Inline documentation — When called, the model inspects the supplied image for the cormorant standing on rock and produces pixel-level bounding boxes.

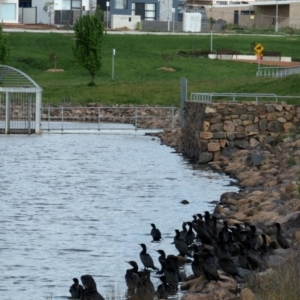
[69,278,83,299]
[275,223,290,249]
[135,269,155,300]
[219,256,242,278]
[185,222,195,246]
[156,276,170,299]
[161,256,179,291]
[150,223,162,242]
[174,229,190,257]
[194,221,213,246]
[180,222,187,240]
[201,249,226,282]
[191,253,203,278]
[155,249,166,275]
[81,275,105,300]
[125,261,140,293]
[139,243,159,270]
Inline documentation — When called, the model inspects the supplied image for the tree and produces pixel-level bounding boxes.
[72,14,104,86]
[0,26,10,64]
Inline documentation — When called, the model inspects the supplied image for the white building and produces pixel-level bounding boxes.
[1,0,96,24]
[0,0,19,23]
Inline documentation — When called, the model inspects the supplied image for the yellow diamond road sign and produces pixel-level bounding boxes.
[254,43,264,55]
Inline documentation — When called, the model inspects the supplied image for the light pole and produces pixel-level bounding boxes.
[275,0,278,33]
[106,1,110,29]
[112,49,115,80]
[167,0,170,31]
[172,7,175,33]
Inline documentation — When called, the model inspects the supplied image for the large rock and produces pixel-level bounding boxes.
[240,288,256,300]
[208,141,221,152]
[268,121,283,132]
[199,152,213,163]
[224,121,236,132]
[200,131,213,140]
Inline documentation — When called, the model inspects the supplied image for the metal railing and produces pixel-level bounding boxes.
[256,66,300,77]
[188,92,300,105]
[189,93,278,104]
[41,106,179,132]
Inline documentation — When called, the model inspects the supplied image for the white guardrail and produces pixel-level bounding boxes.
[189,93,300,104]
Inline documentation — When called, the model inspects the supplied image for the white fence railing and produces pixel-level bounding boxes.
[188,93,300,104]
[257,66,300,77]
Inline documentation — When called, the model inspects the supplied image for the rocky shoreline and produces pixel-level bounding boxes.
[156,127,300,300]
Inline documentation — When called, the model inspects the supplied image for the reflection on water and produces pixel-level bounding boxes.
[0,130,238,300]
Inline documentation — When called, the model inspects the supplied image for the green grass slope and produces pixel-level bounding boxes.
[6,32,300,105]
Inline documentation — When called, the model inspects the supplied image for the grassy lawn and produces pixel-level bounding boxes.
[5,32,300,106]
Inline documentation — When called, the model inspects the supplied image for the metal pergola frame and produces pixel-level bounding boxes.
[0,65,42,134]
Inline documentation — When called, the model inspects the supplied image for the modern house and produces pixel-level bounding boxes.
[209,0,300,29]
[1,0,299,31]
[97,0,179,29]
[3,0,96,25]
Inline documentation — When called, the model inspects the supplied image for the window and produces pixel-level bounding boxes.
[114,0,128,9]
[1,4,16,21]
[241,10,254,15]
[62,0,71,9]
[19,1,32,8]
[72,0,82,9]
[145,3,155,21]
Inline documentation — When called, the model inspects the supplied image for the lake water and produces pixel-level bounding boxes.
[0,128,238,300]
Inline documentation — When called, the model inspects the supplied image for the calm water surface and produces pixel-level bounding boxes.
[0,129,238,300]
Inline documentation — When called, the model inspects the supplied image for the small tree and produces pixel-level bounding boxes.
[72,14,104,86]
[0,26,10,64]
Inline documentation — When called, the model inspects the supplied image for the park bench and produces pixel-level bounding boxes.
[216,49,240,59]
[262,51,281,61]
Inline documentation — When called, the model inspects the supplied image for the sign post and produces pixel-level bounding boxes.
[254,43,264,71]
[106,1,110,29]
[112,49,115,80]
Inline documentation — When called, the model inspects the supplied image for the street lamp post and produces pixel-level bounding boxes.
[171,7,175,33]
[112,48,115,80]
[106,1,110,29]
[275,0,278,33]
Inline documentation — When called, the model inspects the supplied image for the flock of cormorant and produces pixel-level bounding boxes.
[69,211,290,300]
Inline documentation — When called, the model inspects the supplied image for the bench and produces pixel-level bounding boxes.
[216,49,240,59]
[262,51,281,61]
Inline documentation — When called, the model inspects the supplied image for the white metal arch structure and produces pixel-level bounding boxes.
[0,65,43,134]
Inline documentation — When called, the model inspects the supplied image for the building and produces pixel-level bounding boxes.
[208,0,300,29]
[0,0,19,23]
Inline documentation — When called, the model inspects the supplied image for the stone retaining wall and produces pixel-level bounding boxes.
[182,101,300,163]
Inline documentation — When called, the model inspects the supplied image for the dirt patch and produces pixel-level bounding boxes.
[46,69,64,72]
[3,23,60,30]
[157,67,176,72]
[115,26,131,31]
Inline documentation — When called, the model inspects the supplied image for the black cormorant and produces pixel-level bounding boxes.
[219,256,242,278]
[155,249,166,275]
[191,253,203,278]
[135,269,155,300]
[150,223,162,242]
[185,222,195,246]
[201,249,226,282]
[139,243,159,270]
[69,278,83,299]
[174,229,190,257]
[156,276,170,299]
[81,274,105,300]
[125,261,140,293]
